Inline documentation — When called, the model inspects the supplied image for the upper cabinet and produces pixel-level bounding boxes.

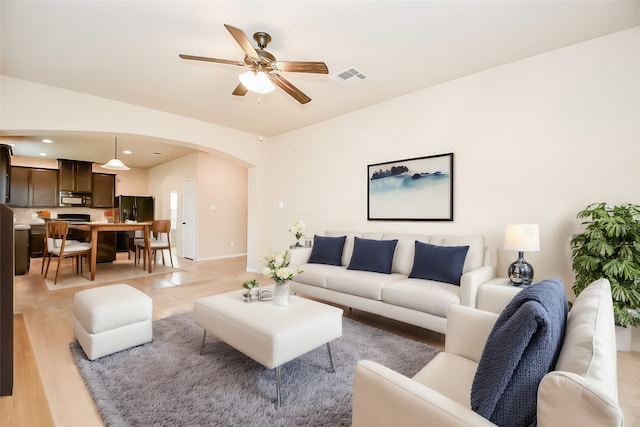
[9,166,58,207]
[92,173,116,208]
[8,160,116,208]
[31,169,58,206]
[59,159,93,192]
[8,167,29,207]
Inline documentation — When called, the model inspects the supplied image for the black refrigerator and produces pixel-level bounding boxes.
[115,195,155,252]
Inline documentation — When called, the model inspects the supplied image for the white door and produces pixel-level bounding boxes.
[182,178,196,260]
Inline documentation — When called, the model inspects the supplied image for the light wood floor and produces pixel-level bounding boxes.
[1,254,639,426]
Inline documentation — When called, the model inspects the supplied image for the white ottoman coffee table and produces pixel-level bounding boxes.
[194,290,343,406]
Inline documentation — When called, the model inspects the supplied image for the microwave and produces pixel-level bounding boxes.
[59,191,92,207]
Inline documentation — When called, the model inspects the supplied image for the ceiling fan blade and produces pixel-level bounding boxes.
[223,24,259,61]
[268,73,312,104]
[274,61,329,74]
[232,83,248,96]
[179,54,245,66]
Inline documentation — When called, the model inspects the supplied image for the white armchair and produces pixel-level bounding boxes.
[352,279,623,427]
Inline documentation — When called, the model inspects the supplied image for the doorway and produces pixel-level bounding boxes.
[182,178,196,260]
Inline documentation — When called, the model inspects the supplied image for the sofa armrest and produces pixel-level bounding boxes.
[289,247,312,266]
[353,360,496,427]
[445,305,498,362]
[459,265,497,308]
[537,371,624,427]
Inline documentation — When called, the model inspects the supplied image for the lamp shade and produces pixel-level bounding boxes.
[239,70,275,94]
[101,158,129,171]
[101,137,130,171]
[504,224,540,251]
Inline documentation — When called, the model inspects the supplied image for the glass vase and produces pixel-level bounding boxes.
[273,282,290,307]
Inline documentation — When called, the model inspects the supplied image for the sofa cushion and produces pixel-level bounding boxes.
[347,237,398,274]
[308,235,346,266]
[408,241,469,285]
[293,263,344,289]
[326,231,362,266]
[430,234,484,273]
[326,269,405,300]
[382,278,460,317]
[382,232,430,275]
[470,278,568,427]
[412,352,478,409]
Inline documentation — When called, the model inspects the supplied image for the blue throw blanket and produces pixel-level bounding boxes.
[471,278,568,427]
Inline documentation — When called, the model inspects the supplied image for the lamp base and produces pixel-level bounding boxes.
[508,251,534,286]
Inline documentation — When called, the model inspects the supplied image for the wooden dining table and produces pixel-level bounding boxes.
[69,222,153,281]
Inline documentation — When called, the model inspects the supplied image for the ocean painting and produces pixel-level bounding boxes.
[367,153,453,221]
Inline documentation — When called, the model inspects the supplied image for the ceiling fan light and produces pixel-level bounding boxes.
[255,71,275,93]
[239,70,275,94]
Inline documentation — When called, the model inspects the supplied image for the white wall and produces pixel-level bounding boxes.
[108,168,149,197]
[147,152,248,259]
[268,27,640,296]
[2,27,638,281]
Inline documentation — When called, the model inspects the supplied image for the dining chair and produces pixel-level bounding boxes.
[42,221,92,284]
[135,220,174,268]
[40,220,84,274]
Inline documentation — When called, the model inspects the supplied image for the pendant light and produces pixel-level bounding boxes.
[101,137,130,171]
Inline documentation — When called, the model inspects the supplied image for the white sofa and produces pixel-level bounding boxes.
[352,278,623,427]
[290,231,496,334]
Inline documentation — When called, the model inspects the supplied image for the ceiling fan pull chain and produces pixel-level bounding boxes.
[258,95,263,142]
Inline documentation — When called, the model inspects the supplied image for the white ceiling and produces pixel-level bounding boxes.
[1,1,639,168]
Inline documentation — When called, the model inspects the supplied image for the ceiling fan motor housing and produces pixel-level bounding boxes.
[253,32,271,49]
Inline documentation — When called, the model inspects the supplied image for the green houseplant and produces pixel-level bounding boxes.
[570,203,640,327]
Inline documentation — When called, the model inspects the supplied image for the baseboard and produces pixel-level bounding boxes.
[192,253,247,262]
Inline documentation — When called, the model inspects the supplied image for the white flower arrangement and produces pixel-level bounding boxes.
[288,220,306,247]
[262,250,303,286]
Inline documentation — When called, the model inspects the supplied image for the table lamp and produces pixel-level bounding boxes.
[504,224,540,286]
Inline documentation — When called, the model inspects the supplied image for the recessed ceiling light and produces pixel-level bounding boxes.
[153,152,162,156]
[42,139,53,143]
[123,150,132,154]
[38,152,47,156]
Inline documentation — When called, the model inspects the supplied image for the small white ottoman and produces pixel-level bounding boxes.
[73,284,153,360]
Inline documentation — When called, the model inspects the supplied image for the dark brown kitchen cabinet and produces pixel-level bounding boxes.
[92,173,116,208]
[8,166,29,207]
[8,167,58,207]
[59,159,92,193]
[29,224,45,258]
[30,169,58,207]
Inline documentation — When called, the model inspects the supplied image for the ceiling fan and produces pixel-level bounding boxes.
[179,24,328,104]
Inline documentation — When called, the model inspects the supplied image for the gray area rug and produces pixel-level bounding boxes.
[71,311,440,426]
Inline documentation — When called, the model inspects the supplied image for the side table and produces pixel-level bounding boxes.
[477,278,525,314]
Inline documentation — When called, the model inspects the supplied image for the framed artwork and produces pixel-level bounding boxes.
[367,153,454,221]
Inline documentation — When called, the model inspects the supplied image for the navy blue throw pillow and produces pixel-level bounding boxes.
[347,237,398,274]
[408,241,469,285]
[308,235,346,266]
